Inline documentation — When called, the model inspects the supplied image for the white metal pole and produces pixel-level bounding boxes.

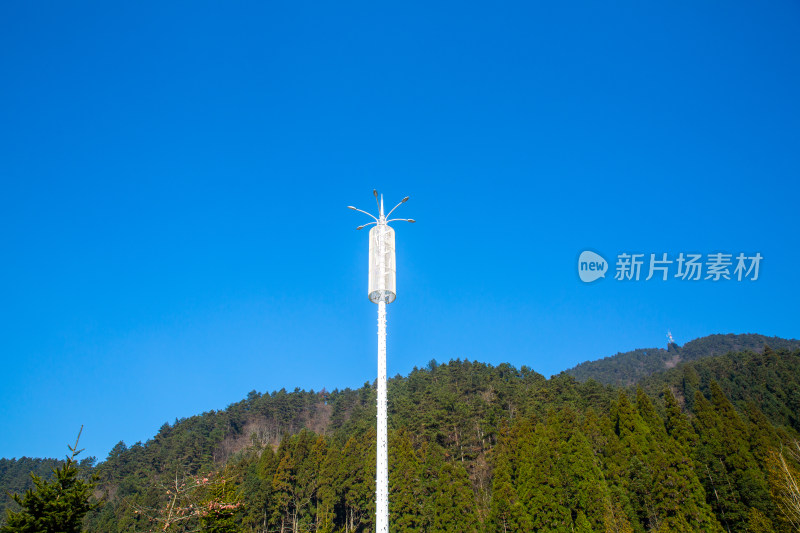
[376,203,389,533]
[376,299,388,533]
[350,191,412,533]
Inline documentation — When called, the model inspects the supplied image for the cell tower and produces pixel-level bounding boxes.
[349,190,414,533]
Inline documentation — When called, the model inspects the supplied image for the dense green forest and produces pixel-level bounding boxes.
[3,334,800,532]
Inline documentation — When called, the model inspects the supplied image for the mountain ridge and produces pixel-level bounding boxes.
[564,332,800,386]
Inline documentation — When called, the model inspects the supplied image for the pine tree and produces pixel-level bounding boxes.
[557,416,612,531]
[315,438,339,533]
[691,382,774,530]
[681,365,701,411]
[515,410,588,532]
[338,432,375,532]
[488,426,529,532]
[1,429,97,533]
[388,430,424,532]
[615,391,722,532]
[662,387,697,450]
[428,454,477,533]
[692,388,748,531]
[240,446,275,533]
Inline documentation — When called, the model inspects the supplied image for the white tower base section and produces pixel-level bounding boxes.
[376,300,389,533]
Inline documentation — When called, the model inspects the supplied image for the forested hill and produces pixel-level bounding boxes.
[3,344,800,532]
[565,333,800,386]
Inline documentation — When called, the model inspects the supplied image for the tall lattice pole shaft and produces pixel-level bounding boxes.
[376,220,389,533]
[376,299,388,533]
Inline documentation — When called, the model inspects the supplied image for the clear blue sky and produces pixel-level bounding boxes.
[1,1,798,461]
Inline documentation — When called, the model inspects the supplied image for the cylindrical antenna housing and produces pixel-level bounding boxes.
[368,224,396,304]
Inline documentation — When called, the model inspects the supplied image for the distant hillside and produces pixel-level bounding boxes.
[565,333,800,386]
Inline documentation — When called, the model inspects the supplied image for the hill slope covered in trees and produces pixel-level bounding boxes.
[3,335,800,532]
[565,333,800,386]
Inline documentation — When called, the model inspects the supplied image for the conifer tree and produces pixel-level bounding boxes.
[662,387,696,450]
[692,382,774,530]
[536,408,611,531]
[338,432,375,532]
[389,430,424,532]
[681,365,701,411]
[428,459,477,532]
[240,445,276,533]
[488,427,529,532]
[692,388,748,531]
[615,391,722,532]
[315,439,339,533]
[2,429,97,533]
[272,436,298,531]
